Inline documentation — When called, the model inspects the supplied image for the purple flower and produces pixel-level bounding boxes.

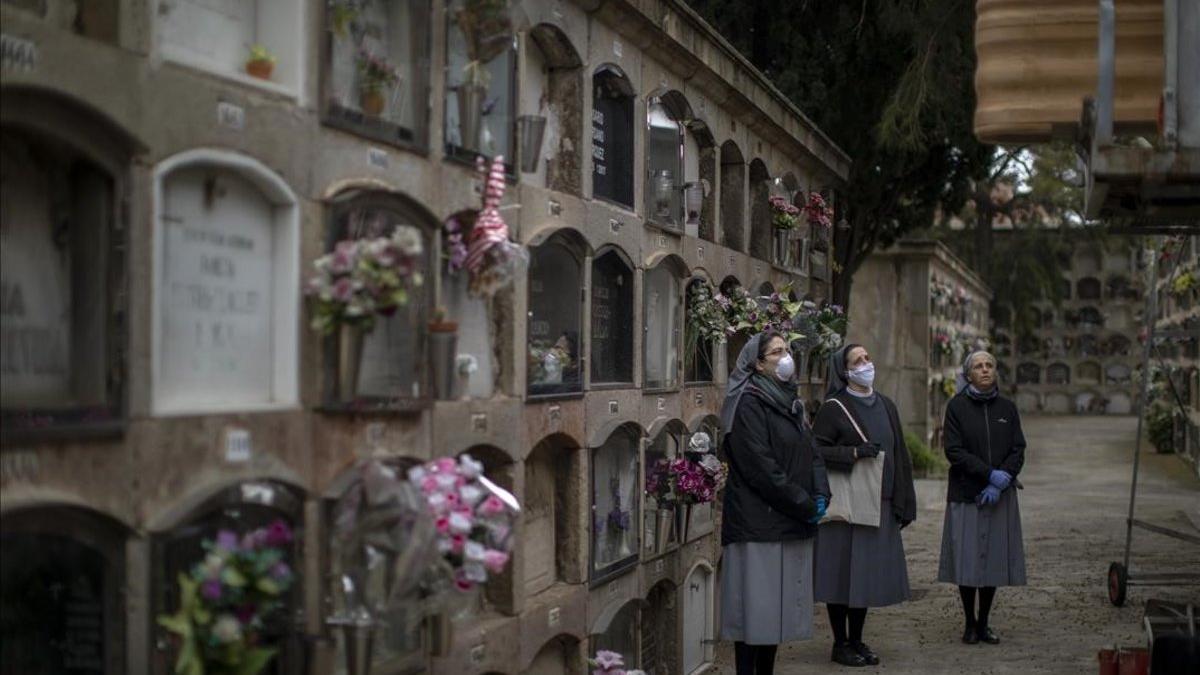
[215,529,239,552]
[264,519,293,547]
[201,579,223,601]
[270,561,292,582]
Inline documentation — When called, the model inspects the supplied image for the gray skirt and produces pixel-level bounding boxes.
[937,488,1027,587]
[719,539,815,645]
[813,498,911,607]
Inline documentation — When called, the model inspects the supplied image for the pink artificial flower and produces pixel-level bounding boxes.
[332,276,355,302]
[435,516,451,534]
[593,651,625,670]
[264,519,292,547]
[450,534,467,555]
[420,475,440,494]
[478,495,506,516]
[482,549,510,574]
[434,457,458,473]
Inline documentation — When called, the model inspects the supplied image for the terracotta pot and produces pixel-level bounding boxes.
[974,0,1162,143]
[360,89,385,117]
[246,59,274,80]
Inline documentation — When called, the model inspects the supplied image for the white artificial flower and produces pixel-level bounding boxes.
[458,454,484,480]
[448,512,473,535]
[463,561,488,582]
[407,466,427,483]
[699,454,722,475]
[463,540,487,562]
[456,354,479,375]
[426,493,448,513]
[435,474,458,492]
[688,432,712,454]
[459,484,484,506]
[391,227,423,256]
[212,615,243,644]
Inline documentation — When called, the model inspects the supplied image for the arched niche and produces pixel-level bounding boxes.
[640,580,678,675]
[1077,276,1102,301]
[524,23,584,195]
[1075,391,1105,414]
[525,633,584,675]
[150,479,306,674]
[442,209,495,398]
[1076,361,1103,385]
[643,419,687,555]
[1015,391,1040,412]
[719,141,745,252]
[1046,363,1070,385]
[152,149,300,415]
[684,278,718,384]
[1,88,139,441]
[1105,363,1132,386]
[1016,362,1041,385]
[681,562,716,674]
[591,245,636,386]
[527,229,590,397]
[747,159,771,261]
[1,505,130,674]
[323,458,425,671]
[688,120,718,241]
[1044,392,1071,414]
[323,188,437,406]
[590,422,643,581]
[719,276,750,377]
[445,0,516,161]
[524,432,586,595]
[645,92,687,228]
[592,64,635,208]
[590,598,643,669]
[1107,392,1133,414]
[643,255,688,391]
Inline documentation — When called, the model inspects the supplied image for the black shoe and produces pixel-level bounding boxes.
[976,626,1000,644]
[962,626,979,644]
[851,641,880,665]
[831,642,868,667]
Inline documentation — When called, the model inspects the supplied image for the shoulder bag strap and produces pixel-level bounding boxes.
[824,398,870,444]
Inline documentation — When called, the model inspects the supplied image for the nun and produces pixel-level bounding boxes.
[719,331,831,675]
[811,344,917,667]
[937,350,1027,645]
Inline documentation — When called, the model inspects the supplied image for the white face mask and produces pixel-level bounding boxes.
[774,352,796,382]
[848,362,875,388]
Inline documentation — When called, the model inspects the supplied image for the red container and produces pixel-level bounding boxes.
[1117,647,1149,675]
[1098,648,1118,675]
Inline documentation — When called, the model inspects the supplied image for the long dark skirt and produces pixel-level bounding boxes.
[814,498,911,607]
[937,488,1027,587]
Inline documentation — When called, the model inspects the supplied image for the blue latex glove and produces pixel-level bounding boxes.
[977,484,1001,506]
[989,469,1012,491]
[809,496,828,523]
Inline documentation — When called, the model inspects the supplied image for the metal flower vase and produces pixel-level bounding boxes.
[457,83,487,153]
[655,507,675,553]
[428,318,459,400]
[327,613,377,675]
[774,228,795,268]
[338,324,367,401]
[517,114,547,173]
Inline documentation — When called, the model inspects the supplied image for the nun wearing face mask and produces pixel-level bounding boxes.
[937,350,1027,646]
[719,331,831,675]
[811,344,916,668]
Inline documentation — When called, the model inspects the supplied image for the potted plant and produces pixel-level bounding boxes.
[453,0,512,152]
[428,308,459,400]
[305,228,425,401]
[245,44,276,80]
[356,49,401,117]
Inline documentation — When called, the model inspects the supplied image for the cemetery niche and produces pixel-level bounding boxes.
[590,422,641,581]
[643,256,686,391]
[591,65,635,208]
[527,230,587,396]
[591,248,635,387]
[444,0,516,163]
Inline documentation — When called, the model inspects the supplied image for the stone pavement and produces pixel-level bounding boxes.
[712,415,1200,674]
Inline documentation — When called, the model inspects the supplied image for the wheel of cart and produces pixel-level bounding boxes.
[1108,561,1128,607]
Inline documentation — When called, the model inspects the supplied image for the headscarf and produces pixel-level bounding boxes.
[957,350,1000,401]
[720,333,763,434]
[824,343,861,399]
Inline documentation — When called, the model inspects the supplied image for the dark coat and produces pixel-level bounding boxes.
[721,384,832,546]
[811,390,918,525]
[942,392,1027,503]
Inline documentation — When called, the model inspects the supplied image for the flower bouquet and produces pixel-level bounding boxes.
[157,520,296,675]
[685,281,729,372]
[407,455,520,603]
[802,192,833,230]
[304,227,425,336]
[769,195,802,230]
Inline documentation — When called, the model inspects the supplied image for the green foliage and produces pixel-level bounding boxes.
[1146,403,1175,454]
[686,0,992,308]
[904,430,947,476]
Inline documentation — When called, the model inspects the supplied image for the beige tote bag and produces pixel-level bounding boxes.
[819,398,885,528]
